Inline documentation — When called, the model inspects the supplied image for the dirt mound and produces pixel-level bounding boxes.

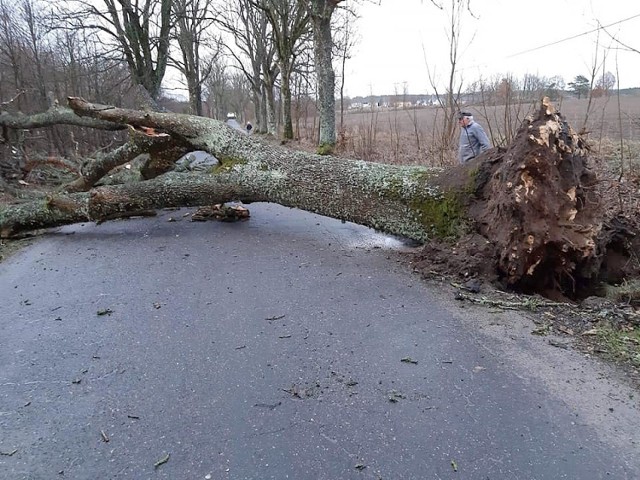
[410,233,497,282]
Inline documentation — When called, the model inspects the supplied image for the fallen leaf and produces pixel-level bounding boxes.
[557,325,574,335]
[154,453,170,469]
[253,402,281,410]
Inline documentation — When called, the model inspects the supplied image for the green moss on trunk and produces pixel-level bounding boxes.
[410,192,467,239]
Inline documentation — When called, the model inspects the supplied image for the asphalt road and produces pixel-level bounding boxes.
[1,203,638,480]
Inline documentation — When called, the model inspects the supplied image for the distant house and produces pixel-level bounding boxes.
[347,99,387,111]
[394,101,413,109]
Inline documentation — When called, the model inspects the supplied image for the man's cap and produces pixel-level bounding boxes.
[457,111,473,119]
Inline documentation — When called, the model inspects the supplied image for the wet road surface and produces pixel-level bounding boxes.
[1,203,638,479]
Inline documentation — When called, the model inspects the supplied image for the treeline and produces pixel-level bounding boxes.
[0,0,355,180]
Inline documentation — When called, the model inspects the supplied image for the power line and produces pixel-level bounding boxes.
[507,12,640,58]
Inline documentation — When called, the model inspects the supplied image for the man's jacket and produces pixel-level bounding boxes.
[459,121,491,163]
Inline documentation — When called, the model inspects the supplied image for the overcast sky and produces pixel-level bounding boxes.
[342,0,640,96]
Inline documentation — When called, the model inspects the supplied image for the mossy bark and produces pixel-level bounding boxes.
[0,160,446,242]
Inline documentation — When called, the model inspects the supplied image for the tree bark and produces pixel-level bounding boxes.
[62,126,192,192]
[0,105,124,132]
[309,0,339,152]
[0,96,636,297]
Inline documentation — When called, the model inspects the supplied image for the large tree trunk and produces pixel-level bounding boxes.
[309,0,339,152]
[0,97,637,298]
[280,62,294,140]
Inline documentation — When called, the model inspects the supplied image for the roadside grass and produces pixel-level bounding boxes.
[596,322,640,369]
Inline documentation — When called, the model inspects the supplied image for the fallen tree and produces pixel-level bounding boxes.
[0,97,637,298]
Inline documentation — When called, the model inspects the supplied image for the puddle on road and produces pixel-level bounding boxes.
[342,233,416,251]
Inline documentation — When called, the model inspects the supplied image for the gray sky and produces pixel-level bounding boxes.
[343,0,640,96]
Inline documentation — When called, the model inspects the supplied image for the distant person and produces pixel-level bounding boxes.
[457,111,491,164]
[246,122,253,134]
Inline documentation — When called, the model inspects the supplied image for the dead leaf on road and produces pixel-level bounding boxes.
[582,328,599,336]
[154,453,170,469]
[401,357,418,364]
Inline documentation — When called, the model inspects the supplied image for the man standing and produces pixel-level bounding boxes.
[458,111,491,163]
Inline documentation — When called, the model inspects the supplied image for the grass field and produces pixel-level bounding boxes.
[302,93,640,167]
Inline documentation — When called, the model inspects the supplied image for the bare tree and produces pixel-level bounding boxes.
[55,0,173,102]
[203,55,231,120]
[595,71,616,94]
[171,0,218,116]
[0,1,28,111]
[332,4,357,137]
[21,0,49,107]
[305,0,344,153]
[215,0,278,134]
[425,0,475,164]
[260,0,311,140]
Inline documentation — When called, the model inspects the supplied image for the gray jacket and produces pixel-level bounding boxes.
[458,120,491,163]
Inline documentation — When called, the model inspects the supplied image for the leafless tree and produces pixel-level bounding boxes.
[55,0,173,102]
[171,0,219,116]
[0,0,28,111]
[305,0,344,153]
[425,0,476,164]
[215,0,278,135]
[260,0,311,140]
[21,0,50,107]
[332,4,357,137]
[203,55,231,120]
